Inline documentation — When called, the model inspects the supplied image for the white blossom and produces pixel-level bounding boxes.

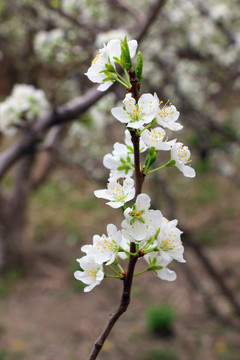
[81,224,122,265]
[157,218,185,264]
[34,29,71,64]
[85,39,137,91]
[154,94,182,131]
[122,193,163,242]
[0,84,49,135]
[111,93,158,129]
[74,255,104,292]
[145,253,177,281]
[171,142,196,178]
[94,177,135,208]
[141,127,176,151]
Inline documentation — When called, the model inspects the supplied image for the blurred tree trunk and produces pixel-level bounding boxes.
[0,155,34,273]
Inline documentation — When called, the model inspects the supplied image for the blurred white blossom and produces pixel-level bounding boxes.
[0,84,49,136]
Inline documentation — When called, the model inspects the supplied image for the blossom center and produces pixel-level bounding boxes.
[129,209,145,225]
[149,128,165,142]
[98,235,116,251]
[128,106,144,123]
[177,146,190,164]
[85,267,97,280]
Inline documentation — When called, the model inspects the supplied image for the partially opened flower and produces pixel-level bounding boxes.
[145,253,177,281]
[141,127,176,151]
[111,93,158,129]
[103,142,134,179]
[74,255,104,292]
[85,39,137,91]
[94,176,135,208]
[171,142,196,177]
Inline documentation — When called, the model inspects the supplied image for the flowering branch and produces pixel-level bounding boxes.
[88,53,143,360]
[73,33,196,359]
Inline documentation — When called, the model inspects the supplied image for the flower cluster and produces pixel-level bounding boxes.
[0,84,50,136]
[34,29,82,65]
[75,37,195,292]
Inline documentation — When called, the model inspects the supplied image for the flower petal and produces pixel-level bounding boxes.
[111,107,130,123]
[156,267,177,281]
[135,193,151,211]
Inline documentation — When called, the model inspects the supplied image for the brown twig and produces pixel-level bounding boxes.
[88,244,138,360]
[135,0,166,43]
[0,86,107,180]
[110,0,144,22]
[183,262,240,330]
[87,3,168,357]
[183,230,240,317]
[88,68,142,360]
[41,0,99,36]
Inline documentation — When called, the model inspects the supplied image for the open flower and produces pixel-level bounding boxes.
[85,39,137,91]
[157,218,185,264]
[94,176,135,208]
[171,142,196,177]
[141,126,176,151]
[74,255,104,292]
[144,253,177,281]
[111,93,158,129]
[82,224,122,265]
[122,193,163,242]
[154,94,182,131]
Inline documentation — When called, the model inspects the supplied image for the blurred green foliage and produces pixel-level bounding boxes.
[146,304,176,335]
[142,347,179,360]
[0,269,21,298]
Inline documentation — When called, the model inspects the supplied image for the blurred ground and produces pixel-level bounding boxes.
[0,165,240,360]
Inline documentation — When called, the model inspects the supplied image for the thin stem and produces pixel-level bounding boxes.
[115,78,130,88]
[143,152,152,174]
[105,274,123,279]
[88,242,138,360]
[108,265,121,276]
[123,68,131,87]
[134,267,150,277]
[116,261,124,273]
[117,72,131,88]
[147,159,174,174]
[88,62,150,360]
[142,247,159,255]
[146,165,165,174]
[139,122,154,135]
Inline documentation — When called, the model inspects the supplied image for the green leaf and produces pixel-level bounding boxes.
[120,38,132,70]
[135,51,143,82]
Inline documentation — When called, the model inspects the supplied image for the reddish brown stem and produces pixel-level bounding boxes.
[88,243,137,360]
[87,1,167,354]
[88,71,144,360]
